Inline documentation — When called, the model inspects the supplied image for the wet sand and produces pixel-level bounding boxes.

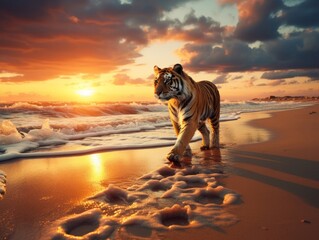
[225,104,319,240]
[0,104,318,239]
[166,104,319,240]
[0,148,166,239]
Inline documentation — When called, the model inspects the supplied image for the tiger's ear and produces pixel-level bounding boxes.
[154,65,161,74]
[173,64,183,75]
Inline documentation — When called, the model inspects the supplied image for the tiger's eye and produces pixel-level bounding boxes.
[154,79,159,85]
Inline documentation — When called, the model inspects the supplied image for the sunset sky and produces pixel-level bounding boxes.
[0,0,318,102]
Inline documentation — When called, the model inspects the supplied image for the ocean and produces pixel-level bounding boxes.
[0,100,312,162]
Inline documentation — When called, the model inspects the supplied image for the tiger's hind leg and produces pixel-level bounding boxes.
[209,114,220,148]
[198,121,210,150]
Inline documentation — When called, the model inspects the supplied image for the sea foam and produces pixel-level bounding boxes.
[1,100,312,162]
[0,170,6,200]
[0,117,226,162]
[45,161,240,239]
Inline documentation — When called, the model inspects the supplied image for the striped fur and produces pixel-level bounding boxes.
[153,64,220,163]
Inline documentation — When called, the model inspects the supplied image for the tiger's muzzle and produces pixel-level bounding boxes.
[154,91,171,101]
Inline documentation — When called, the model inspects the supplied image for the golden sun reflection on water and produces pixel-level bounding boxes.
[90,154,106,182]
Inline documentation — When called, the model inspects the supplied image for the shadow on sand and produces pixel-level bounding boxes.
[228,150,319,208]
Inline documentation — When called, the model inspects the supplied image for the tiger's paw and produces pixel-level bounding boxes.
[166,152,180,164]
[183,148,192,158]
[211,143,220,149]
[200,145,210,151]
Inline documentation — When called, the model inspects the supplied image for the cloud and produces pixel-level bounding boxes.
[213,74,229,84]
[0,91,53,101]
[231,75,243,80]
[219,0,319,41]
[281,0,319,28]
[0,0,67,21]
[178,30,319,73]
[177,38,266,72]
[1,0,319,85]
[0,71,24,81]
[267,79,286,86]
[112,73,149,85]
[162,10,227,44]
[233,0,283,42]
[257,78,303,87]
[0,0,196,82]
[261,69,319,81]
[69,16,80,24]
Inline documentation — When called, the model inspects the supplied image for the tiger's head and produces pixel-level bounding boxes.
[153,63,185,101]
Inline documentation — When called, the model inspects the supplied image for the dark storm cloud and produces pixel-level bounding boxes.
[180,31,319,73]
[281,0,319,28]
[176,0,319,76]
[167,10,226,44]
[263,31,319,69]
[220,0,319,41]
[179,38,268,72]
[234,0,284,42]
[0,0,70,21]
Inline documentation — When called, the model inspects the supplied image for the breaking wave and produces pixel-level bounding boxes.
[0,100,312,162]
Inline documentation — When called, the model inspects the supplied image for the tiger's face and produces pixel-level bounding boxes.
[153,65,182,101]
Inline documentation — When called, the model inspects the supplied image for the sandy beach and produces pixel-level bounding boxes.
[0,104,318,239]
[165,104,319,240]
[224,104,319,240]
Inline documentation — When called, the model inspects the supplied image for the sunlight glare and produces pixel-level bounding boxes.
[90,154,105,182]
[76,89,95,97]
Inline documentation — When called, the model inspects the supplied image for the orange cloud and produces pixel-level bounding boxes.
[0,0,198,83]
[69,16,80,24]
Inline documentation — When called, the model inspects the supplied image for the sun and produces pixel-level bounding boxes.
[76,89,95,97]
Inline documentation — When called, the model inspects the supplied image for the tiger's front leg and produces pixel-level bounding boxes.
[167,120,197,163]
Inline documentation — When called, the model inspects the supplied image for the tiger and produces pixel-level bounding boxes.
[153,63,220,163]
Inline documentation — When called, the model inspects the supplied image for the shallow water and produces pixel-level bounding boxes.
[0,148,165,239]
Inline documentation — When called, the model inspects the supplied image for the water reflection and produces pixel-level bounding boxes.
[90,154,105,183]
[220,112,271,145]
[172,147,224,169]
[201,148,222,162]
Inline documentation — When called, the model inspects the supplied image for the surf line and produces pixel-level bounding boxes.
[0,140,190,162]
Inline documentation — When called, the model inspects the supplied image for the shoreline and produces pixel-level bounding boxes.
[0,104,318,239]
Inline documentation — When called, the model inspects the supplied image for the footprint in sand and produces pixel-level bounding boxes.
[46,163,240,239]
